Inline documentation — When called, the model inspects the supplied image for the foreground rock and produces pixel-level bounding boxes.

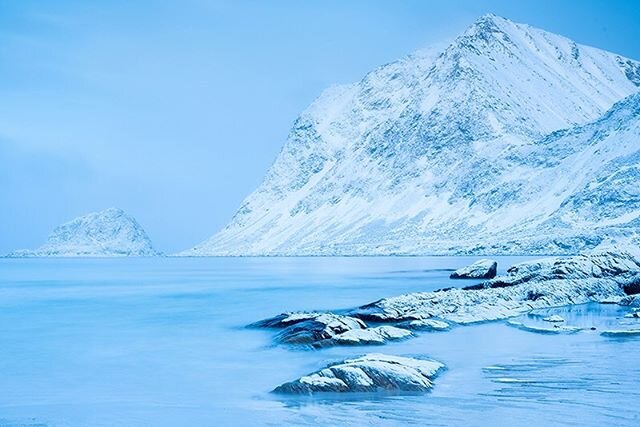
[273,354,444,394]
[351,249,640,324]
[251,312,411,347]
[543,315,565,323]
[450,259,498,279]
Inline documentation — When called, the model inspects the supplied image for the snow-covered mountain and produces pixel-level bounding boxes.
[8,208,160,257]
[186,14,640,256]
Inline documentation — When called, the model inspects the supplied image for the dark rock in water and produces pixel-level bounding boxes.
[450,259,498,279]
[249,312,326,328]
[273,353,444,394]
[251,312,411,347]
[273,313,366,344]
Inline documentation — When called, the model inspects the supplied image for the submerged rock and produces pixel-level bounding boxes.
[351,248,640,324]
[601,329,640,337]
[252,312,411,347]
[273,353,444,394]
[450,259,498,279]
[507,320,581,334]
[543,315,565,323]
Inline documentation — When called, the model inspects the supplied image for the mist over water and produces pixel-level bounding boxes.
[0,257,638,426]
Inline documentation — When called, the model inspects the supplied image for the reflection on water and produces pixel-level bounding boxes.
[0,256,638,426]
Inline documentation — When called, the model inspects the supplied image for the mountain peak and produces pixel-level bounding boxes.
[184,16,640,256]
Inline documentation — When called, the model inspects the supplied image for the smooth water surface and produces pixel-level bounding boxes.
[0,257,639,426]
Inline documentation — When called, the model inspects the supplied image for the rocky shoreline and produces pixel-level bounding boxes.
[252,247,640,394]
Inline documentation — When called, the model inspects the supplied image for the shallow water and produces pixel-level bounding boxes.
[0,257,638,426]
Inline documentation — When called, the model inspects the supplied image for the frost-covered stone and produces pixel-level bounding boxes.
[250,312,332,329]
[351,249,640,324]
[251,312,411,347]
[450,259,497,279]
[507,320,581,334]
[326,326,412,346]
[7,208,159,257]
[624,312,640,318]
[401,319,450,331]
[183,15,640,257]
[273,354,444,394]
[543,315,565,323]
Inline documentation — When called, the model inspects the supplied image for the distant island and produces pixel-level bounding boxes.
[7,208,160,257]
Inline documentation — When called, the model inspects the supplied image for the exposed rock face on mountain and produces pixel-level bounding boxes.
[8,208,160,257]
[251,312,411,348]
[185,14,640,256]
[273,354,444,394]
[450,259,497,279]
[350,248,640,324]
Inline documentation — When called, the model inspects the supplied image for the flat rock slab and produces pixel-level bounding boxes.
[273,353,445,394]
[507,320,581,334]
[450,259,498,279]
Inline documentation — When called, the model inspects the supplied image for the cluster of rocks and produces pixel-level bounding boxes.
[253,248,640,394]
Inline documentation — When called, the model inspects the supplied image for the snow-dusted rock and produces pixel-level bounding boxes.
[184,14,640,257]
[251,312,411,347]
[450,259,497,279]
[507,320,581,334]
[624,312,640,318]
[401,319,450,331]
[273,354,444,394]
[543,315,565,323]
[251,312,338,329]
[7,208,160,257]
[350,249,640,324]
[326,326,412,346]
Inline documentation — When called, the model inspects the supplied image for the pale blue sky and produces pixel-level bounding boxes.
[1,0,639,253]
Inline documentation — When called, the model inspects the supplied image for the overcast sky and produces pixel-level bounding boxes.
[1,0,639,254]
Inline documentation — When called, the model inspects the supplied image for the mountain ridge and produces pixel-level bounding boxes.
[184,14,640,256]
